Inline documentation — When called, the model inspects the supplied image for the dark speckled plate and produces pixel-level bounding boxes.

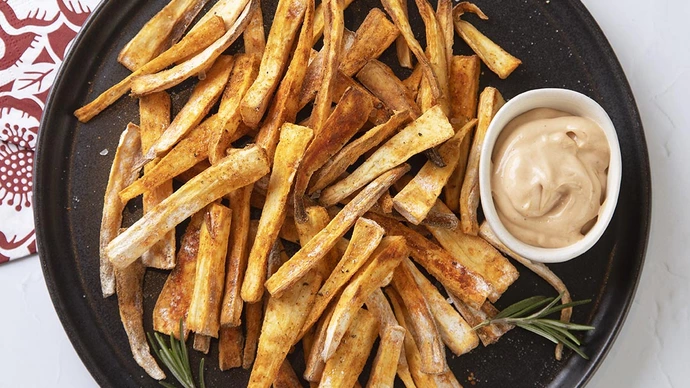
[35,0,650,387]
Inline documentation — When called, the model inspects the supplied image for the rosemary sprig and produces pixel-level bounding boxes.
[147,320,206,388]
[473,292,595,359]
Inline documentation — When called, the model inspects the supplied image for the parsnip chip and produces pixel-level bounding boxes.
[304,303,335,382]
[242,123,313,303]
[402,64,423,101]
[319,105,453,207]
[339,8,400,77]
[323,236,408,361]
[367,324,406,388]
[219,326,244,370]
[357,60,422,118]
[319,308,380,388]
[392,119,476,225]
[311,0,355,45]
[265,164,410,297]
[100,123,141,297]
[394,0,413,69]
[243,6,266,57]
[436,0,454,69]
[242,300,264,370]
[106,145,269,269]
[460,87,504,235]
[240,0,309,128]
[274,359,303,388]
[365,212,491,309]
[447,292,513,347]
[193,333,211,354]
[294,206,341,287]
[332,72,393,125]
[413,0,450,115]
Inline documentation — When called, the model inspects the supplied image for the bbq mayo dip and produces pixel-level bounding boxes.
[491,108,610,248]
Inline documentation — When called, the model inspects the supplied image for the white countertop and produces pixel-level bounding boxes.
[1,0,688,386]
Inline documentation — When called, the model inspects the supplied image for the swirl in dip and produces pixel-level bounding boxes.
[491,108,610,248]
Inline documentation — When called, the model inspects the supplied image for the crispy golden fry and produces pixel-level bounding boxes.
[304,303,335,382]
[240,0,309,128]
[311,0,355,45]
[444,55,481,213]
[380,0,441,99]
[310,0,345,132]
[266,164,410,296]
[242,124,313,303]
[332,72,393,126]
[405,257,479,355]
[379,190,394,214]
[139,92,176,270]
[479,222,573,360]
[219,326,244,370]
[153,212,204,337]
[248,272,322,387]
[295,206,341,286]
[74,16,225,123]
[193,333,211,353]
[243,6,266,57]
[460,87,504,235]
[275,359,303,388]
[293,87,372,221]
[319,308,380,388]
[209,55,259,164]
[453,3,521,79]
[402,65,423,101]
[144,55,234,159]
[115,260,165,379]
[310,111,410,194]
[339,9,399,77]
[357,60,421,118]
[393,119,476,225]
[367,324,405,388]
[428,202,519,301]
[323,236,408,360]
[279,215,300,243]
[448,292,512,347]
[320,105,453,207]
[100,123,141,297]
[107,145,269,268]
[254,0,314,161]
[221,192,256,327]
[365,289,416,388]
[365,212,491,309]
[390,260,446,375]
[118,0,209,71]
[119,115,215,203]
[414,0,450,114]
[187,203,232,337]
[436,0,454,69]
[243,300,264,369]
[129,0,255,95]
[394,0,413,69]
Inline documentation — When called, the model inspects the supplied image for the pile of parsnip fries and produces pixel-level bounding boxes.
[80,0,575,386]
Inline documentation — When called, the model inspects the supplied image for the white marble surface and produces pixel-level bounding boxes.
[1,0,689,386]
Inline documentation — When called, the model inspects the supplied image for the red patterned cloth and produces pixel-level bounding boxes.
[0,0,98,263]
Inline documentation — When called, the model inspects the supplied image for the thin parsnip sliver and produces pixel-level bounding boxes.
[428,201,519,301]
[240,0,309,128]
[460,87,504,235]
[367,324,405,388]
[414,0,450,114]
[220,187,255,327]
[320,105,453,207]
[242,123,313,303]
[247,271,321,388]
[453,3,521,79]
[254,0,314,161]
[115,259,165,379]
[118,0,209,71]
[339,8,400,77]
[311,0,355,45]
[106,145,269,269]
[265,164,410,297]
[209,54,259,164]
[129,0,254,95]
[392,119,476,225]
[365,212,491,309]
[310,111,410,194]
[303,303,335,382]
[319,308,380,388]
[243,6,266,57]
[391,259,447,375]
[448,292,513,347]
[187,203,232,337]
[323,236,408,361]
[145,55,234,159]
[405,258,479,355]
[394,0,413,69]
[100,123,141,297]
[152,213,204,337]
[219,326,244,370]
[357,60,422,118]
[436,0,454,68]
[139,92,176,270]
[119,115,215,203]
[74,15,226,123]
[293,86,372,221]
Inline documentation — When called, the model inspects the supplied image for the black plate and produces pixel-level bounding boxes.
[35,0,651,387]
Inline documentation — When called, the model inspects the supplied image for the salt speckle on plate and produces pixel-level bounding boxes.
[100,148,109,156]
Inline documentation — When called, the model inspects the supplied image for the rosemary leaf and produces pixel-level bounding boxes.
[493,296,552,320]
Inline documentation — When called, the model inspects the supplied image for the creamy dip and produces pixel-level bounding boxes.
[491,108,610,248]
